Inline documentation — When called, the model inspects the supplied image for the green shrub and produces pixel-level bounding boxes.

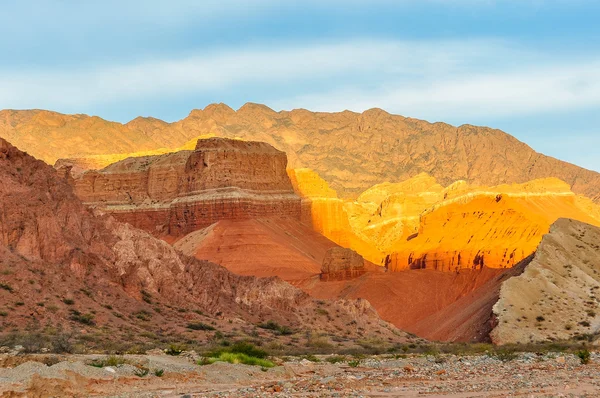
[325,355,346,364]
[63,298,75,305]
[166,343,186,356]
[493,348,518,362]
[576,349,591,364]
[199,352,275,368]
[154,368,164,377]
[257,320,294,336]
[69,310,95,325]
[88,355,126,368]
[348,360,361,368]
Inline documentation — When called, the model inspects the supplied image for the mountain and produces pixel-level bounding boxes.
[2,104,599,202]
[0,137,406,350]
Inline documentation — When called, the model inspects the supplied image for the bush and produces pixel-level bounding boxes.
[493,348,518,362]
[63,298,75,305]
[154,368,164,377]
[88,355,127,368]
[187,322,215,331]
[257,320,294,336]
[325,355,346,364]
[348,360,361,368]
[166,343,186,356]
[0,283,13,293]
[69,310,95,325]
[576,349,591,365]
[199,352,275,368]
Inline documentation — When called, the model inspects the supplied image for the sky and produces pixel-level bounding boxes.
[1,0,599,171]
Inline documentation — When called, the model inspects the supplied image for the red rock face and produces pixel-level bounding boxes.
[71,138,302,237]
[320,247,367,281]
[0,137,406,344]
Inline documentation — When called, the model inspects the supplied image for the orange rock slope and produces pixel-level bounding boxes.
[289,169,600,271]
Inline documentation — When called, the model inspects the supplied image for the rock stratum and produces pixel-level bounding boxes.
[0,137,406,348]
[69,137,301,239]
[491,218,600,345]
[2,104,600,202]
[289,170,600,271]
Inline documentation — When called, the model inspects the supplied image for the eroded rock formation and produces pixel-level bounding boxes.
[0,137,406,345]
[320,247,366,282]
[491,218,600,345]
[71,138,301,238]
[290,169,600,271]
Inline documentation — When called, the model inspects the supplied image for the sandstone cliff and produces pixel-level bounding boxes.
[0,138,407,348]
[2,104,599,202]
[289,169,600,271]
[72,137,301,239]
[491,218,600,345]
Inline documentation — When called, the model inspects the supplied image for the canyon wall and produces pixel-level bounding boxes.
[71,138,302,238]
[290,169,600,271]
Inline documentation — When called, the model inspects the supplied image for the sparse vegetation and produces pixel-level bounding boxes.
[199,352,275,368]
[89,355,127,368]
[187,322,215,331]
[576,349,591,364]
[62,298,75,305]
[165,343,186,356]
[0,283,14,293]
[348,359,361,367]
[154,368,164,377]
[257,320,294,335]
[69,310,95,325]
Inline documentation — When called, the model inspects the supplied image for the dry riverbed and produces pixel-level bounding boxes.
[0,350,599,397]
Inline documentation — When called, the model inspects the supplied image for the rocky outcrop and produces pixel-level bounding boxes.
[388,179,600,272]
[290,170,600,271]
[0,137,408,346]
[3,104,600,202]
[491,218,600,345]
[320,248,366,281]
[72,138,302,238]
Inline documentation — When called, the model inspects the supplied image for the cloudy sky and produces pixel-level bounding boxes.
[1,0,599,170]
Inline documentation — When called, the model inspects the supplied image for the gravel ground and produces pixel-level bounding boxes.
[1,352,599,397]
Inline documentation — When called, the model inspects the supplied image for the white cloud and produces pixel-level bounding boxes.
[273,61,600,121]
[0,38,599,124]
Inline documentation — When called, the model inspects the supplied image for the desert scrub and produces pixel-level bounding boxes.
[200,341,273,367]
[576,349,591,364]
[88,355,127,368]
[186,322,215,331]
[199,352,275,368]
[257,320,293,335]
[166,343,187,356]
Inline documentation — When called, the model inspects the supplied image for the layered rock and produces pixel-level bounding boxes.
[320,247,366,282]
[491,218,600,345]
[72,138,301,238]
[388,179,600,272]
[0,137,406,344]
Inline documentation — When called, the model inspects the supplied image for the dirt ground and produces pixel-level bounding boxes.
[1,350,599,397]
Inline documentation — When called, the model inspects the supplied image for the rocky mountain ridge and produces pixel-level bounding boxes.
[2,104,599,202]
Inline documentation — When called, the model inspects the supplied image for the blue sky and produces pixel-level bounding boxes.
[1,0,599,171]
